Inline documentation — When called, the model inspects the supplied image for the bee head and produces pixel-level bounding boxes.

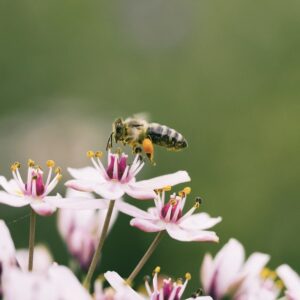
[113,118,125,141]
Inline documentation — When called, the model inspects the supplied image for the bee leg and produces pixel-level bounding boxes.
[133,146,144,162]
[142,138,155,165]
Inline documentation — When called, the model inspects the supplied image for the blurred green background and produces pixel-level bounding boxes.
[1,0,300,295]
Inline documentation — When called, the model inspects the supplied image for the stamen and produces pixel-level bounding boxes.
[179,187,191,197]
[144,275,152,296]
[163,186,172,192]
[194,196,203,209]
[275,279,284,290]
[185,273,191,281]
[28,159,35,167]
[170,199,177,206]
[95,151,103,158]
[55,167,62,175]
[153,266,160,274]
[46,160,55,168]
[87,150,95,158]
[11,162,20,172]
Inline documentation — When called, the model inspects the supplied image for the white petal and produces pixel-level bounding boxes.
[186,297,213,300]
[179,213,222,230]
[134,171,191,190]
[166,223,219,242]
[211,238,245,298]
[0,191,29,207]
[48,264,92,300]
[242,252,270,275]
[0,220,17,267]
[124,184,156,200]
[65,188,94,199]
[200,253,215,294]
[0,176,22,195]
[277,264,300,293]
[130,218,164,233]
[93,181,124,200]
[30,200,57,216]
[104,271,145,300]
[47,195,109,210]
[68,167,104,181]
[16,245,53,273]
[116,201,155,219]
[65,179,98,193]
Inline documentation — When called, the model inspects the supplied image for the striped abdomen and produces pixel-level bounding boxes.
[146,123,188,150]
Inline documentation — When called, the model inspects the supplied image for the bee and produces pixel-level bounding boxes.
[106,117,188,162]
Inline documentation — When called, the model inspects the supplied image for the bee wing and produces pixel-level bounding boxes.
[131,112,151,122]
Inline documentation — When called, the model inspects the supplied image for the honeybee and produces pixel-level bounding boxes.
[106,117,188,162]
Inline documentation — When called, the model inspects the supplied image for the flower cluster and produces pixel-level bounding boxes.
[0,118,298,300]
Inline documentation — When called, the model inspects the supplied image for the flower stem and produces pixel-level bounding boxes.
[127,230,165,283]
[28,208,36,271]
[83,200,115,290]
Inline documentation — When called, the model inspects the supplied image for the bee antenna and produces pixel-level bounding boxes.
[106,132,114,151]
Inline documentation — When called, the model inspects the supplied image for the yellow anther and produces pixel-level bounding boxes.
[87,150,95,158]
[57,174,63,181]
[170,199,177,206]
[28,159,35,167]
[179,187,191,197]
[10,162,19,172]
[260,268,271,279]
[185,273,192,280]
[124,279,132,286]
[46,160,55,168]
[176,278,183,285]
[153,266,161,274]
[194,202,200,209]
[55,167,62,174]
[163,186,172,192]
[95,151,103,158]
[275,279,284,290]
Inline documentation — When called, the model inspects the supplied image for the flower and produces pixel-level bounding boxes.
[2,264,92,300]
[0,159,63,216]
[104,268,213,300]
[66,150,190,200]
[58,189,118,270]
[16,245,53,273]
[277,264,300,300]
[200,238,281,300]
[0,159,108,216]
[118,188,221,242]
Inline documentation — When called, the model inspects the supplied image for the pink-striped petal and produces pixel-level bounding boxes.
[30,201,56,216]
[124,184,157,200]
[201,253,215,294]
[166,224,219,242]
[130,218,164,233]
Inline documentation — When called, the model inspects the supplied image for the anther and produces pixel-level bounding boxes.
[11,162,20,172]
[275,279,284,290]
[57,174,63,181]
[143,275,151,283]
[163,186,172,192]
[185,273,192,281]
[46,160,55,168]
[170,199,177,206]
[28,159,35,167]
[153,266,161,274]
[95,151,103,158]
[194,196,203,208]
[55,167,62,174]
[87,150,95,158]
[176,278,183,285]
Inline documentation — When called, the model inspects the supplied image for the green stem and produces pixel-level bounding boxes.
[83,200,115,290]
[127,231,165,283]
[28,208,36,271]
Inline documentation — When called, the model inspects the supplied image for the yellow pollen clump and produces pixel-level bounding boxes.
[176,278,183,285]
[185,273,192,280]
[170,199,177,206]
[46,160,55,168]
[55,167,62,174]
[95,151,103,158]
[154,266,161,274]
[275,279,284,290]
[87,150,95,158]
[28,159,35,167]
[57,174,63,181]
[163,186,172,192]
[260,268,272,279]
[10,162,20,172]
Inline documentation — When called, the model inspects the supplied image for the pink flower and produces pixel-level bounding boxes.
[66,151,190,200]
[277,264,300,300]
[2,264,92,300]
[58,189,118,270]
[104,269,213,300]
[200,238,280,300]
[118,189,221,242]
[0,160,107,216]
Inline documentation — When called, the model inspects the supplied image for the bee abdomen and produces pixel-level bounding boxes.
[146,123,188,150]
